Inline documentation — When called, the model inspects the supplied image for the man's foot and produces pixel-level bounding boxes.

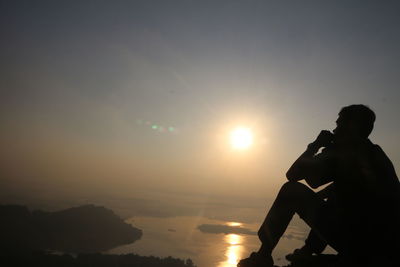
[237,252,273,267]
[285,247,313,262]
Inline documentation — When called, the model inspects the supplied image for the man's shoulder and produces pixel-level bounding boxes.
[367,141,398,178]
[367,141,388,158]
[365,140,385,155]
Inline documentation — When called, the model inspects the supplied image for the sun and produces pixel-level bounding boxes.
[230,127,253,150]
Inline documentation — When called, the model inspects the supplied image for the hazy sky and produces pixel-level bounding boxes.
[1,1,399,205]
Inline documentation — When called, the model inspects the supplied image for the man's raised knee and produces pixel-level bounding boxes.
[279,181,310,196]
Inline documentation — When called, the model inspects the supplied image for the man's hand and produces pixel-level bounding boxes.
[287,130,334,182]
[311,130,334,149]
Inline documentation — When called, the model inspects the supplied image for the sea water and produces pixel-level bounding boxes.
[107,215,317,267]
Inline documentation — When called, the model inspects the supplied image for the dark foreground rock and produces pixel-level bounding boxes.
[0,204,142,253]
[281,254,398,267]
[281,254,338,267]
[0,250,196,267]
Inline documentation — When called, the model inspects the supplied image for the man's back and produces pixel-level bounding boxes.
[327,140,399,255]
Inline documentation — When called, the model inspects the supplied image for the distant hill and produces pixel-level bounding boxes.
[0,204,142,253]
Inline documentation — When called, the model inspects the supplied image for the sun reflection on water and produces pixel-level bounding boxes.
[227,222,243,227]
[226,233,241,245]
[218,234,244,267]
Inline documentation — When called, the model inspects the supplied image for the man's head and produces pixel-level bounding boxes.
[333,104,375,141]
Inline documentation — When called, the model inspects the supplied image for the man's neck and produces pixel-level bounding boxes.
[334,137,369,148]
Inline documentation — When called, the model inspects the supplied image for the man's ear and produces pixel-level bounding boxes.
[348,123,361,138]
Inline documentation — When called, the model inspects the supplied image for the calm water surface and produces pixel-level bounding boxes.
[108,216,313,267]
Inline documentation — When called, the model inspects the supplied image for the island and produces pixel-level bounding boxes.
[0,204,142,253]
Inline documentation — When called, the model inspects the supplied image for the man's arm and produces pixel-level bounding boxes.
[286,130,334,188]
[316,182,335,199]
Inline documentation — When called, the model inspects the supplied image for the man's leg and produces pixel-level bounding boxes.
[239,181,343,266]
[286,188,339,261]
[240,181,325,266]
[257,182,327,254]
[303,229,327,254]
[285,229,327,262]
[259,181,344,255]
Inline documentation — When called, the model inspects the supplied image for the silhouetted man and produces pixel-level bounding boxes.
[238,105,400,267]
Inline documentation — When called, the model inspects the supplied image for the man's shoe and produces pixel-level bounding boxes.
[237,252,273,267]
[285,248,313,262]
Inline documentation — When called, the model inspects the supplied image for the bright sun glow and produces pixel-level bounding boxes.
[230,127,253,150]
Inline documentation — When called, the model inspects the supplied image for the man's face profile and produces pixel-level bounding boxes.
[333,114,355,142]
[333,115,345,138]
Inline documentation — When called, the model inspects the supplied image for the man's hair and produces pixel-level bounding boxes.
[339,104,376,138]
